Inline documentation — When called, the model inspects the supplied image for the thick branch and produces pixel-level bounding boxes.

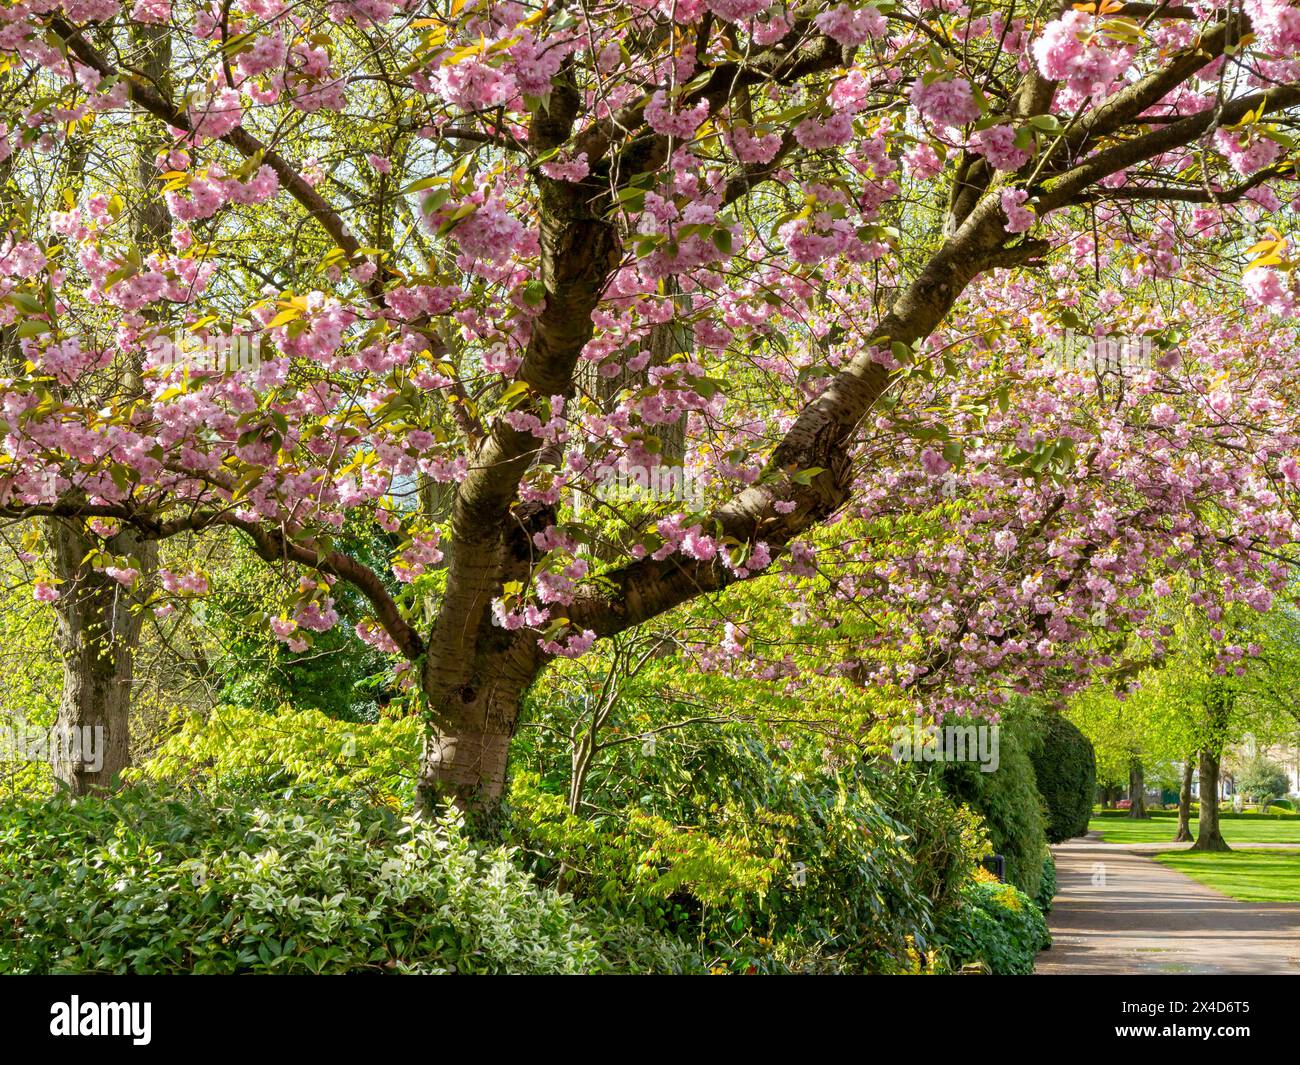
[1039,83,1300,211]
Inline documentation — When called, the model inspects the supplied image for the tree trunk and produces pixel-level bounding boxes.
[413,57,1023,814]
[1127,757,1147,818]
[43,24,169,797]
[47,521,155,794]
[1191,748,1231,852]
[1174,755,1195,843]
[418,631,542,816]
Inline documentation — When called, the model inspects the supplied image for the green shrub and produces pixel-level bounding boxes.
[581,908,712,974]
[0,787,596,974]
[137,702,422,806]
[508,735,986,973]
[1271,798,1295,812]
[1030,713,1095,843]
[1106,805,1298,820]
[938,711,1048,899]
[935,877,1051,975]
[1034,853,1056,915]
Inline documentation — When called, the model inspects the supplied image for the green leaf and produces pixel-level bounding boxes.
[791,466,825,486]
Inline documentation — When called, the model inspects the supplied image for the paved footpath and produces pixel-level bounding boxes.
[1035,835,1300,975]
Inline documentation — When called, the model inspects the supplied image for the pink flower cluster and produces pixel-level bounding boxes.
[904,141,945,179]
[793,113,854,150]
[645,91,710,139]
[910,75,980,129]
[814,3,887,46]
[443,199,528,265]
[1031,11,1128,97]
[540,152,590,182]
[705,0,769,22]
[1243,266,1297,315]
[539,627,597,659]
[188,88,243,140]
[165,165,280,222]
[1000,188,1035,233]
[730,125,783,163]
[1214,127,1283,176]
[1245,0,1300,55]
[969,123,1029,171]
[392,531,444,583]
[356,618,400,654]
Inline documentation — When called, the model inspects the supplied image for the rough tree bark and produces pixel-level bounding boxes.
[47,521,156,792]
[1127,757,1148,819]
[1192,678,1233,852]
[1192,747,1231,852]
[1174,755,1195,843]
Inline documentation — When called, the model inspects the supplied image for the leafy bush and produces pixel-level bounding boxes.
[1105,805,1300,820]
[1030,713,1096,842]
[135,702,422,806]
[1034,853,1057,915]
[937,711,1048,898]
[581,908,712,975]
[1271,798,1295,812]
[936,874,1051,975]
[0,787,595,974]
[508,735,986,973]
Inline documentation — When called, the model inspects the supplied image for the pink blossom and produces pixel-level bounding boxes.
[1000,188,1035,233]
[1245,0,1300,55]
[814,4,887,46]
[910,76,980,128]
[645,91,710,139]
[904,141,945,179]
[1032,11,1128,96]
[793,113,854,150]
[105,566,140,587]
[969,124,1029,171]
[1243,266,1296,315]
[189,88,243,139]
[1214,126,1283,176]
[540,152,590,182]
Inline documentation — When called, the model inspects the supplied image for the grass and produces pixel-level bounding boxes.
[1153,850,1300,903]
[1088,815,1300,844]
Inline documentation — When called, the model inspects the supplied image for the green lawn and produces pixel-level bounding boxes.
[1088,815,1300,844]
[1153,850,1300,903]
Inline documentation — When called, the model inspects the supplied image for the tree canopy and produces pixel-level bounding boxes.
[4,0,1300,805]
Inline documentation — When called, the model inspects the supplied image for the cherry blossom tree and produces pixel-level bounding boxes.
[4,0,1300,808]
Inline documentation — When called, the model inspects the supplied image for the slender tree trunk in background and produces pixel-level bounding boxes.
[1193,681,1233,852]
[1192,748,1231,851]
[1175,756,1195,843]
[47,24,168,795]
[47,522,156,793]
[1127,758,1147,819]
